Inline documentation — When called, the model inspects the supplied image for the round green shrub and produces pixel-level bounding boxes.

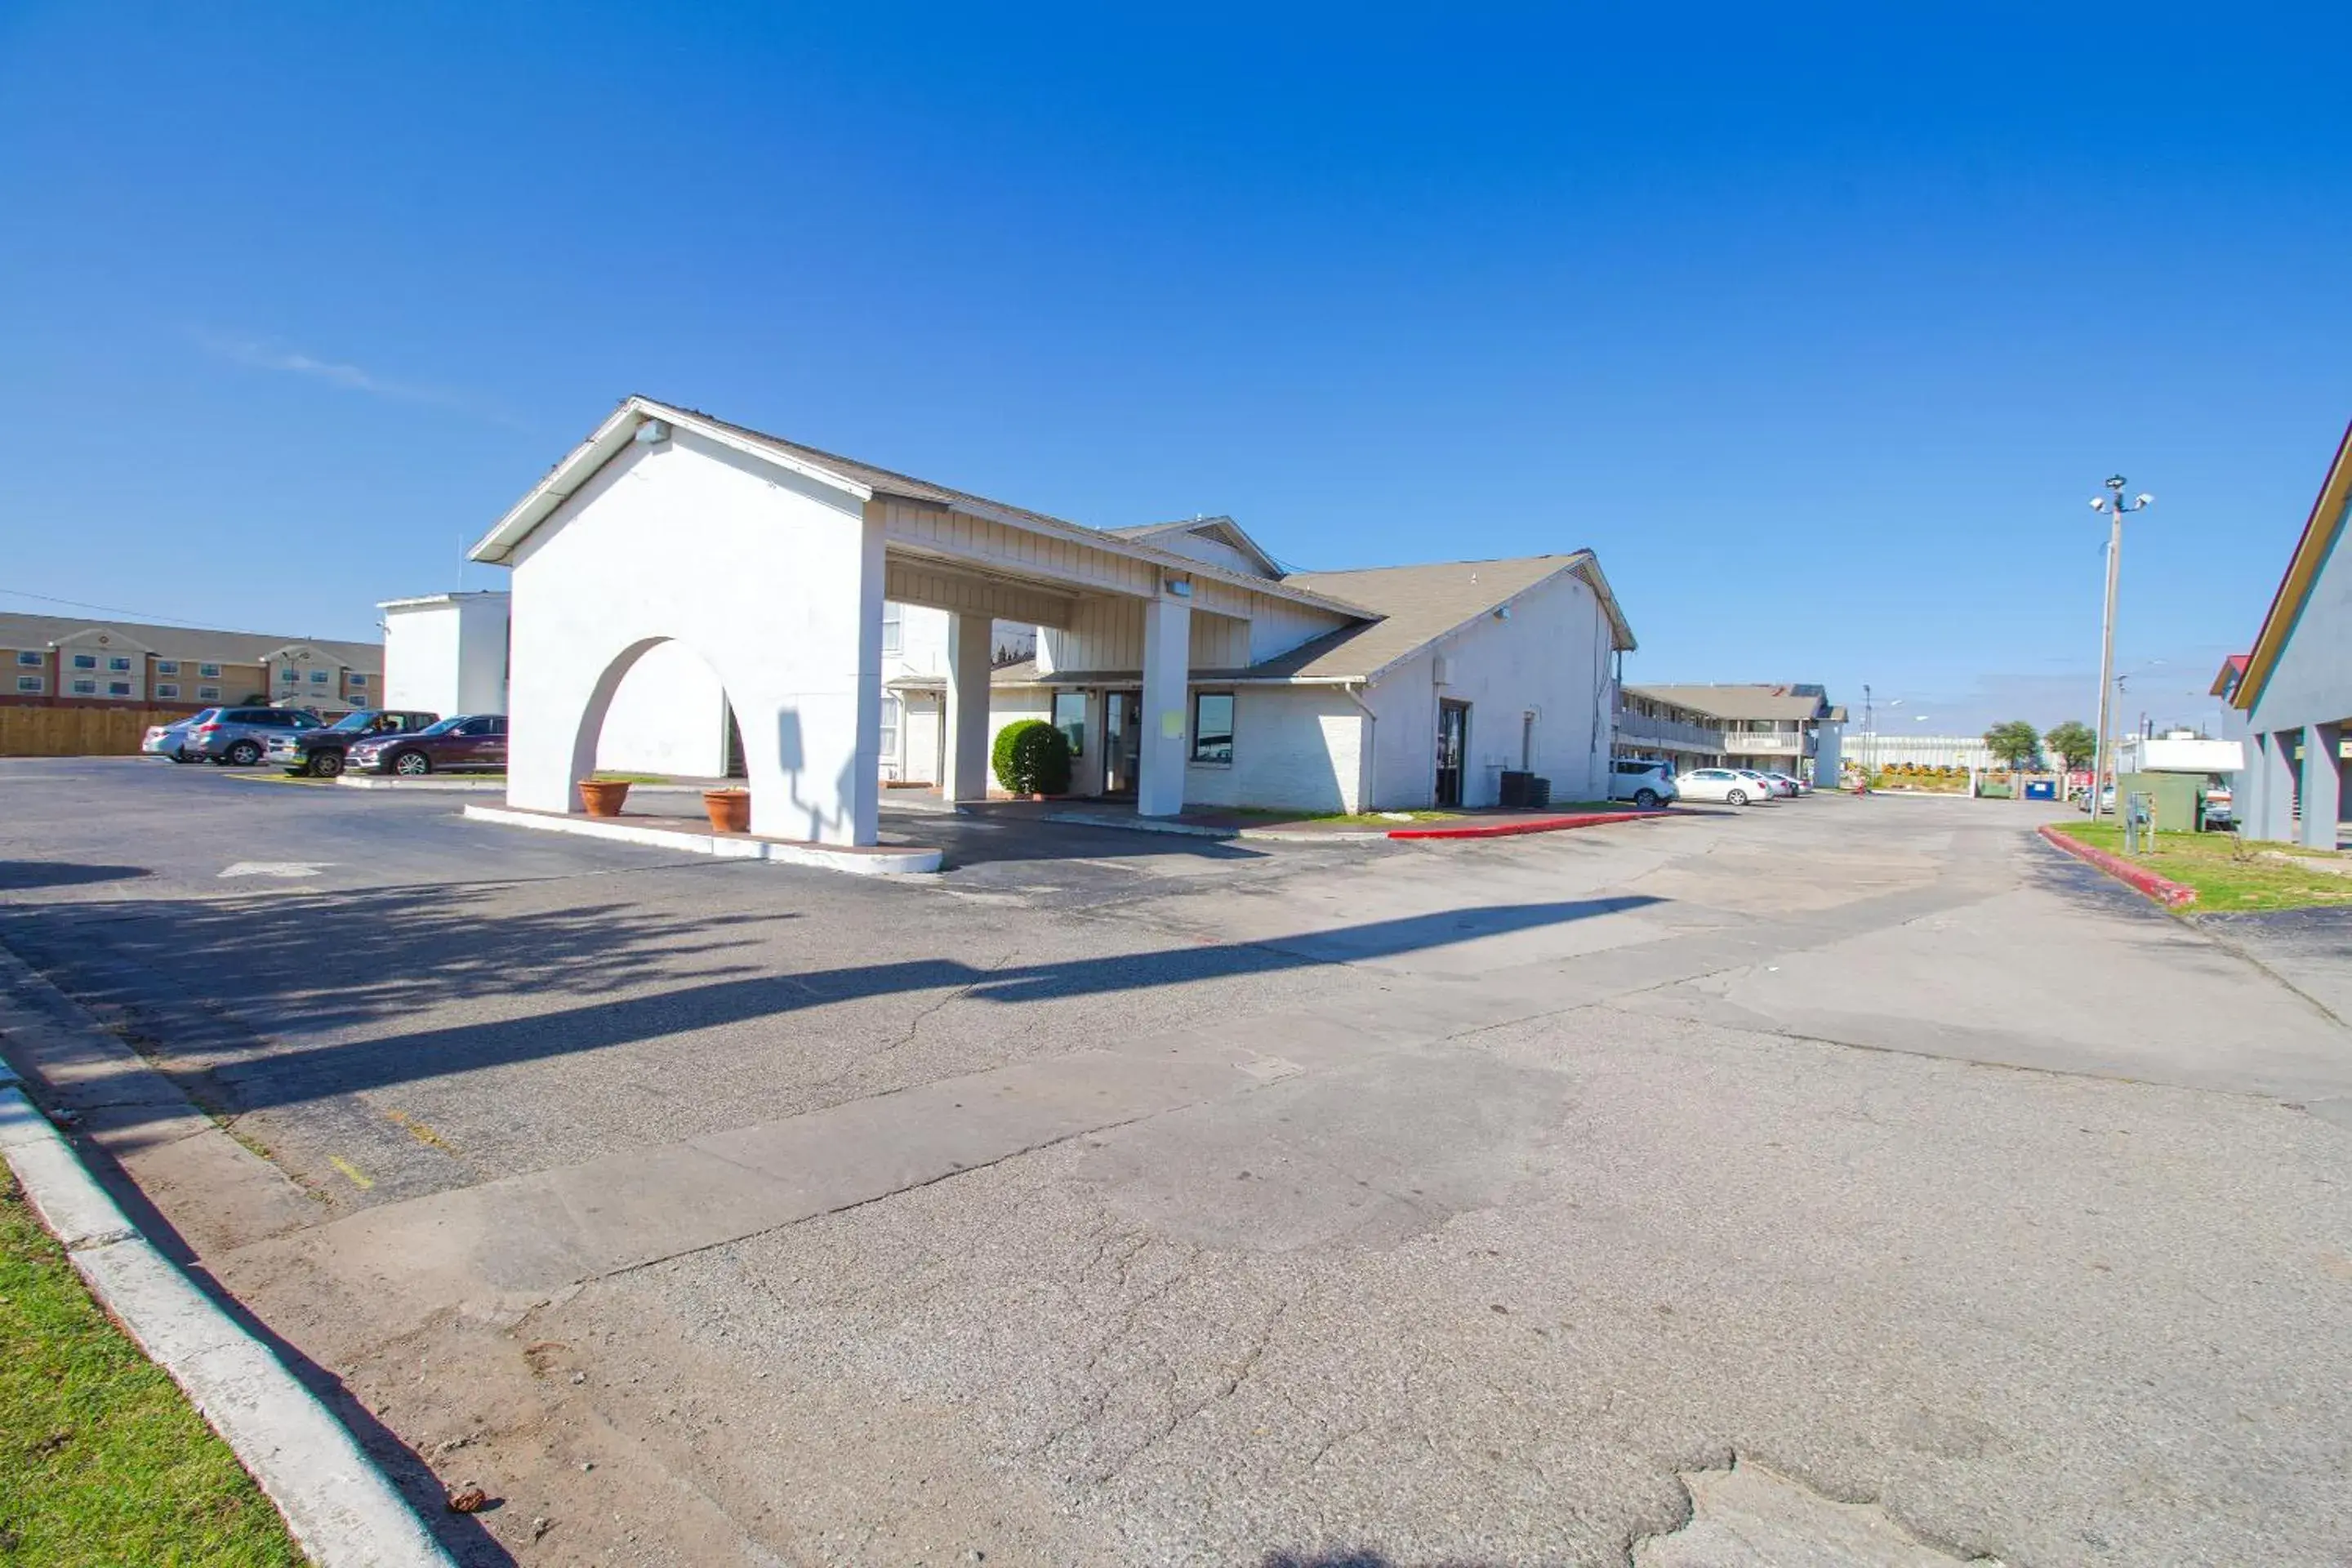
[991,718,1072,796]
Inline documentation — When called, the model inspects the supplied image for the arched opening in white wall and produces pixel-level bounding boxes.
[582,636,746,781]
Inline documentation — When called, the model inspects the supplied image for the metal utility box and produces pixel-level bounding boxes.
[2117,771,2203,833]
[2025,779,2057,801]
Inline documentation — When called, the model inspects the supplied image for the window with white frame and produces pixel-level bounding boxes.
[1191,693,1234,764]
[107,680,131,696]
[16,675,42,693]
[1051,691,1086,758]
[879,693,902,760]
[309,670,329,684]
[108,656,131,672]
[156,660,179,675]
[198,685,221,700]
[198,662,221,679]
[155,683,179,698]
[71,653,97,670]
[347,674,368,688]
[880,604,902,657]
[14,650,39,666]
[71,678,96,695]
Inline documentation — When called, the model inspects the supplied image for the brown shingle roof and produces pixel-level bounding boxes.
[1624,684,1832,721]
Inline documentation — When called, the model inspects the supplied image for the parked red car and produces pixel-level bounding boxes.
[344,715,508,776]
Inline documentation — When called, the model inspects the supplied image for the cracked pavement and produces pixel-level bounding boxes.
[1,760,2349,1566]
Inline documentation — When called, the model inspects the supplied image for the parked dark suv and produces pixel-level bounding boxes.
[269,709,439,777]
[345,714,508,776]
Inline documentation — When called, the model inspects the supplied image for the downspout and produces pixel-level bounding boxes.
[1339,682,1377,813]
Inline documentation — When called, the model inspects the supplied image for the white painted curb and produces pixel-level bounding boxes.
[0,1087,454,1567]
[465,800,944,875]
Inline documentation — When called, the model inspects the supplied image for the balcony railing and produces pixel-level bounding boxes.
[1722,731,1811,755]
[1615,710,1723,751]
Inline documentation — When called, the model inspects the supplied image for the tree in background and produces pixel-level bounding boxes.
[2044,720,2096,777]
[1984,719,2043,770]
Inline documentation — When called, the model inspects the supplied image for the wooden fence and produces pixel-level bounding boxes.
[0,706,190,757]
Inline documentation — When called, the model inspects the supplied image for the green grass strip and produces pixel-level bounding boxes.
[0,1174,302,1566]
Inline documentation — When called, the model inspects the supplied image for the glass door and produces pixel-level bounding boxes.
[1435,699,1470,807]
[1102,690,1143,797]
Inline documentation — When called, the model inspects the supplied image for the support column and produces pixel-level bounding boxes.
[1137,588,1192,817]
[2301,723,2345,850]
[941,612,994,803]
[2248,729,2296,841]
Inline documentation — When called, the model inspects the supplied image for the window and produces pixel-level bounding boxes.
[1191,693,1234,764]
[878,693,901,760]
[198,685,220,700]
[454,717,494,737]
[107,680,131,697]
[156,660,179,675]
[71,678,96,695]
[14,651,38,666]
[880,604,902,657]
[16,675,42,693]
[309,670,329,684]
[108,656,131,672]
[155,683,179,698]
[347,674,368,688]
[1052,692,1085,758]
[71,653,97,670]
[198,663,221,679]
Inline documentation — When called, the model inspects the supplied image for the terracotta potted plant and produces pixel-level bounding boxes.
[578,777,630,817]
[702,787,751,833]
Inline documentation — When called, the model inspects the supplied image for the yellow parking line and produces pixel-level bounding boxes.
[384,1110,454,1152]
[327,1156,374,1190]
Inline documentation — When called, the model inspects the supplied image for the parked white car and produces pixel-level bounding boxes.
[1679,767,1772,805]
[1762,770,1811,796]
[1608,758,1680,808]
[1736,768,1795,799]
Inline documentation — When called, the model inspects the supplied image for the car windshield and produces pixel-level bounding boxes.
[321,712,380,733]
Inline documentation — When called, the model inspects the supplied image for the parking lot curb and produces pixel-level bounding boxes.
[464,800,945,874]
[2037,824,2198,909]
[0,1085,455,1567]
[1388,809,1662,840]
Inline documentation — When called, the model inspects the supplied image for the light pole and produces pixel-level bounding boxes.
[2088,476,2154,819]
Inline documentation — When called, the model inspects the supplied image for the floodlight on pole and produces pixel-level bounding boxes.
[2087,476,2153,820]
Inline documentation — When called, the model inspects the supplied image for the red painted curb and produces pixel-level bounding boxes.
[1388,810,1660,840]
[2037,824,2198,908]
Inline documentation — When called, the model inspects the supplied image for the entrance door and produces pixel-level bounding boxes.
[1102,690,1143,797]
[1435,699,1471,807]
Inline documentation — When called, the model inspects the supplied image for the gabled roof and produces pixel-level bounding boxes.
[2234,418,2352,711]
[2209,653,2249,699]
[0,612,381,670]
[1105,516,1285,579]
[468,397,1376,620]
[1270,554,1634,682]
[1626,684,1835,722]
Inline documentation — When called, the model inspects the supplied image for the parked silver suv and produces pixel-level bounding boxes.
[170,706,324,765]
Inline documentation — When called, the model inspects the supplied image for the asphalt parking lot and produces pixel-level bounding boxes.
[2,757,2350,1566]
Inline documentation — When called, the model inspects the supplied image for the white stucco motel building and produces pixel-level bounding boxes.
[461,397,1636,848]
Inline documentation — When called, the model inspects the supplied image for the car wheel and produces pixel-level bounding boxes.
[1726,788,1748,805]
[225,740,263,766]
[310,751,345,778]
[1633,788,1661,808]
[392,751,431,776]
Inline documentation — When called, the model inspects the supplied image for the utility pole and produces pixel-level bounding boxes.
[2087,475,2153,820]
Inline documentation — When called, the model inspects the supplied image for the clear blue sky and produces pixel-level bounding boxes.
[3,2,2346,735]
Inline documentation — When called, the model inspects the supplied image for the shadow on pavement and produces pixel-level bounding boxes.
[0,860,151,889]
[0,892,1659,1128]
